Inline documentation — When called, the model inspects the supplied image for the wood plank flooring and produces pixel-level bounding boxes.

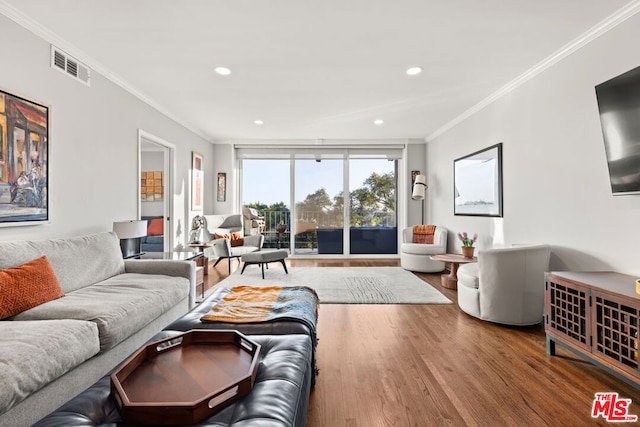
[203,258,640,426]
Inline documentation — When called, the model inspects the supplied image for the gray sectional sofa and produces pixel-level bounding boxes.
[0,232,195,427]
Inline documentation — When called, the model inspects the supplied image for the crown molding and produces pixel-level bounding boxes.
[0,0,212,143]
[426,0,640,142]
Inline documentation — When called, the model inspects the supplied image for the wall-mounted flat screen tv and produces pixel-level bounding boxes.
[595,64,640,196]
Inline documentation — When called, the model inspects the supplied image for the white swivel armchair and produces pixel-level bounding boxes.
[400,226,447,273]
[457,244,551,326]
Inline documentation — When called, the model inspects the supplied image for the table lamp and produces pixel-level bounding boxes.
[189,215,210,244]
[113,220,147,258]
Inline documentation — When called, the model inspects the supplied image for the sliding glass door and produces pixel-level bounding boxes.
[242,159,290,249]
[349,158,397,254]
[239,146,400,256]
[295,159,344,255]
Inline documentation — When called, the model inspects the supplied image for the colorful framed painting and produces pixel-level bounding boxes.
[217,172,226,202]
[191,151,203,211]
[0,88,49,226]
[141,171,164,202]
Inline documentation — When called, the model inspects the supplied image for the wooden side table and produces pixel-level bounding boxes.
[429,254,478,290]
[188,242,213,275]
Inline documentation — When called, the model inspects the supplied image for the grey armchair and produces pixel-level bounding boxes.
[204,234,264,274]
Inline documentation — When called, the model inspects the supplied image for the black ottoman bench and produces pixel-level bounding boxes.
[166,286,319,385]
[34,331,313,427]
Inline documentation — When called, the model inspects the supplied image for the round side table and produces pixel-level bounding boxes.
[429,254,478,290]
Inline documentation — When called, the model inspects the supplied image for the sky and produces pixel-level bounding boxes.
[242,159,394,207]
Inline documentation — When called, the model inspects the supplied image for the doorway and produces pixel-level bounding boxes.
[138,130,175,251]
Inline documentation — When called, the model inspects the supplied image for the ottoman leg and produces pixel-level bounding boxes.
[241,262,248,275]
[261,263,265,279]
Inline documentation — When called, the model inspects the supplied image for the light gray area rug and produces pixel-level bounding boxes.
[210,266,452,304]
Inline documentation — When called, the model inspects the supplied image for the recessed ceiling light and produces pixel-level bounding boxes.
[406,66,422,76]
[214,67,232,76]
[254,120,264,125]
[374,119,384,125]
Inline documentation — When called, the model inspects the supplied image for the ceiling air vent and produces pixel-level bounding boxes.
[50,45,91,86]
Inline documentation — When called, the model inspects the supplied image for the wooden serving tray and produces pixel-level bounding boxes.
[111,330,261,425]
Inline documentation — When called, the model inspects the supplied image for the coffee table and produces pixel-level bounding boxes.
[429,253,477,290]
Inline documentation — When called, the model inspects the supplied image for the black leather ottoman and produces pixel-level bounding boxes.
[34,331,313,427]
[166,287,318,385]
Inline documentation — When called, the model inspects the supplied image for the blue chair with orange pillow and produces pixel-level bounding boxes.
[141,216,164,252]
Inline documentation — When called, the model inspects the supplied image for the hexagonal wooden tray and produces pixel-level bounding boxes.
[111,330,261,425]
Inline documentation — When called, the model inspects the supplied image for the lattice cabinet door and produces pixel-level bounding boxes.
[545,276,590,352]
[591,290,640,377]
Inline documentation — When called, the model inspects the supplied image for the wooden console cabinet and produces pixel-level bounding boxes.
[545,271,640,387]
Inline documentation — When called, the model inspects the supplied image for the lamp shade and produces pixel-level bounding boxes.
[412,174,427,200]
[113,220,147,239]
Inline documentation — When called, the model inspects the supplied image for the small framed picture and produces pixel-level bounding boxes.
[217,172,226,202]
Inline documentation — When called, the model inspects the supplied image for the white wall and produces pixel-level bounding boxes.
[0,14,213,246]
[406,142,427,226]
[427,13,640,276]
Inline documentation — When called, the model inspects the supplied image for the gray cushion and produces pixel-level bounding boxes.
[0,319,100,414]
[229,246,261,257]
[218,214,243,229]
[14,273,189,351]
[0,232,124,294]
[400,242,446,255]
[242,250,288,263]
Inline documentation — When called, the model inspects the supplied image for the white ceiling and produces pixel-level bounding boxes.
[1,0,637,142]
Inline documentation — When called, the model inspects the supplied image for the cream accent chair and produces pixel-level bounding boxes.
[400,226,447,273]
[457,244,551,326]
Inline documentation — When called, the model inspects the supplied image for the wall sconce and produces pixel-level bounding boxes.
[412,174,427,224]
[113,220,147,258]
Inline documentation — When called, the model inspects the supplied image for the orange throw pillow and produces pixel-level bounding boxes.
[0,256,64,319]
[147,218,164,236]
[214,231,245,247]
[413,225,435,244]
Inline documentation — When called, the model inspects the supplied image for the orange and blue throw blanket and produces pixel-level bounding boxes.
[200,285,319,334]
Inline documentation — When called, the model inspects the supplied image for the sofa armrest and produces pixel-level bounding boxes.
[124,260,196,308]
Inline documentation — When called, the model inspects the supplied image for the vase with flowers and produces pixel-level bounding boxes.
[457,232,477,258]
[276,223,288,249]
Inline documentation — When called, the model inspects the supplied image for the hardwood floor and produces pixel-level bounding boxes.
[203,258,640,426]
